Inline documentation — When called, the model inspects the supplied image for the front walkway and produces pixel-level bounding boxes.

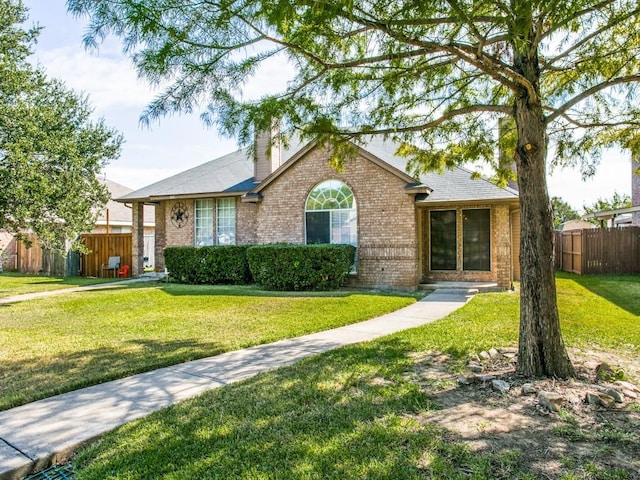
[0,276,162,305]
[0,288,475,480]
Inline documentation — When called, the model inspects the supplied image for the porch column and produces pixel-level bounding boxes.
[154,202,166,272]
[132,202,145,277]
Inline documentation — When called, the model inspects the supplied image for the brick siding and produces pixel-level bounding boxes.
[255,146,419,288]
[421,203,516,288]
[146,144,518,289]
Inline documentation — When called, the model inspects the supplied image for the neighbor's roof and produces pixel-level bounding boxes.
[582,205,640,219]
[98,179,154,225]
[117,135,518,204]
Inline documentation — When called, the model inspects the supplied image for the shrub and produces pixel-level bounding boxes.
[164,246,251,285]
[247,243,356,291]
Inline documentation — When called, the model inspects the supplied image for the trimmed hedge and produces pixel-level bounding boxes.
[164,246,252,285]
[247,243,356,291]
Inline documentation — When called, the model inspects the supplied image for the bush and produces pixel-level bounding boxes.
[164,246,251,285]
[247,243,356,291]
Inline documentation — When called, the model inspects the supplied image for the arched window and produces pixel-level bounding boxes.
[305,180,357,246]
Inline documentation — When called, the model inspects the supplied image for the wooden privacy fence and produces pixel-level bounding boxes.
[555,227,640,275]
[81,234,132,277]
[16,234,77,276]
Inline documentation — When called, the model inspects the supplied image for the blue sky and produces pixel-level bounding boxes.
[22,1,633,211]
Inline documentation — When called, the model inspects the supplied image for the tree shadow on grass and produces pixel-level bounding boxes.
[71,338,640,480]
[0,338,225,411]
[557,272,640,316]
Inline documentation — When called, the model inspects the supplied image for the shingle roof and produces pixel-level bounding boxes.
[117,135,518,204]
[360,136,519,204]
[118,136,308,202]
[98,179,154,225]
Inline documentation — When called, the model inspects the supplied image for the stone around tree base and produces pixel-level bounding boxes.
[538,391,564,412]
[492,379,510,393]
[586,391,616,408]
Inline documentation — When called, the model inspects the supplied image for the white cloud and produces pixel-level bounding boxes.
[547,153,632,211]
[34,45,157,112]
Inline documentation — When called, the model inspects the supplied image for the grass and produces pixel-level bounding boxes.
[0,282,416,410]
[0,272,116,298]
[72,273,639,480]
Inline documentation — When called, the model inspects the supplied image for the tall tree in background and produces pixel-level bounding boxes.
[551,197,580,229]
[68,0,640,377]
[0,0,122,251]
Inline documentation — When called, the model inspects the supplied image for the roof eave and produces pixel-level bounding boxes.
[115,191,250,204]
[416,197,520,207]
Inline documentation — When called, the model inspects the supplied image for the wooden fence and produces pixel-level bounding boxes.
[554,227,640,275]
[16,234,72,276]
[81,234,132,278]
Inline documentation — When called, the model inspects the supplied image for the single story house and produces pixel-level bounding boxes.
[118,134,520,289]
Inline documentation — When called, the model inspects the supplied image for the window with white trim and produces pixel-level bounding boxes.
[194,199,214,246]
[305,180,357,246]
[216,197,236,245]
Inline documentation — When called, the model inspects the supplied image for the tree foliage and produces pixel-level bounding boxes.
[551,196,580,228]
[583,191,632,225]
[66,0,640,377]
[0,0,122,251]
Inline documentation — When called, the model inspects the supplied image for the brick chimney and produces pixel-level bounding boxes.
[498,117,518,191]
[633,158,640,225]
[253,120,281,183]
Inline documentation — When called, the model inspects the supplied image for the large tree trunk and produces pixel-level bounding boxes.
[513,49,575,378]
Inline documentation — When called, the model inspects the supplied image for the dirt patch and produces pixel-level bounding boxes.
[404,349,640,479]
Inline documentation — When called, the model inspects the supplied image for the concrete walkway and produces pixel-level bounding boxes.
[0,277,160,305]
[0,288,474,480]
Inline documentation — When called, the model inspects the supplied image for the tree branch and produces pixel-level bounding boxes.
[540,0,616,40]
[331,104,512,136]
[547,75,640,123]
[541,6,640,70]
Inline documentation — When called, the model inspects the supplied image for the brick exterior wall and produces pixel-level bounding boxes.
[633,158,640,226]
[237,200,257,244]
[148,144,519,289]
[164,200,195,247]
[0,230,17,271]
[421,203,516,288]
[255,147,419,288]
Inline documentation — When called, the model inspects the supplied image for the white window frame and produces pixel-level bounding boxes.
[216,197,236,245]
[194,199,214,246]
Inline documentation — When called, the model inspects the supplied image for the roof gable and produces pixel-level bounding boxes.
[117,134,518,205]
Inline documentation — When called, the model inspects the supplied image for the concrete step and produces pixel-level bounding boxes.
[418,281,500,293]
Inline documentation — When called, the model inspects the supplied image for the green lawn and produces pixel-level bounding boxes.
[73,274,640,480]
[0,282,416,410]
[0,272,117,298]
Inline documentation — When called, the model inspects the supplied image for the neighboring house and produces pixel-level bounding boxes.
[582,158,640,228]
[0,229,17,272]
[0,180,155,275]
[95,180,155,235]
[118,134,521,289]
[557,220,596,231]
[94,180,156,270]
